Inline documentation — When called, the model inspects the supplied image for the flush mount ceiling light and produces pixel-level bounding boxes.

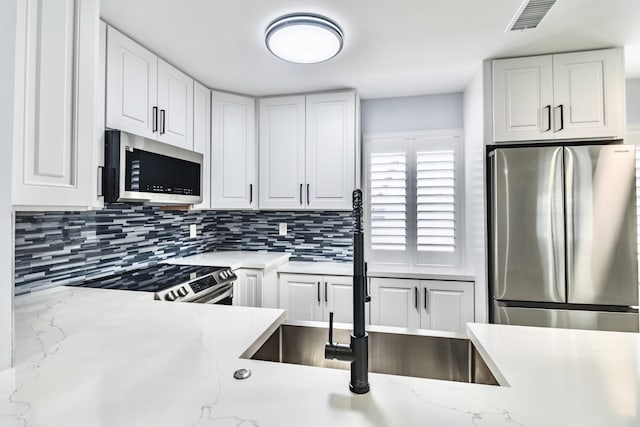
[265,13,344,64]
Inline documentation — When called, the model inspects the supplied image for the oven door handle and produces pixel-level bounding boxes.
[205,287,233,304]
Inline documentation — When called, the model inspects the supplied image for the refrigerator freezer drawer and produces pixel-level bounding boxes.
[493,303,639,332]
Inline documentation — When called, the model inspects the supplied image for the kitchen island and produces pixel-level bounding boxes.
[1,286,638,426]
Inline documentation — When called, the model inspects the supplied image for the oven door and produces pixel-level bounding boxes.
[190,283,233,305]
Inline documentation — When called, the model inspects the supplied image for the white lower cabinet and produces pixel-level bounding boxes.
[233,267,278,308]
[233,269,262,307]
[279,273,357,323]
[370,278,474,334]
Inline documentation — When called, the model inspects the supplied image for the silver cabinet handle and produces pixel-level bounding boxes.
[306,184,310,205]
[423,287,428,311]
[152,106,158,132]
[299,184,303,205]
[317,282,321,303]
[324,281,328,303]
[414,287,419,311]
[249,184,253,204]
[160,109,166,134]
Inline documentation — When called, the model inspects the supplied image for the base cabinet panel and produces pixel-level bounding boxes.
[234,269,262,308]
[370,278,474,334]
[279,274,324,321]
[370,278,421,329]
[279,273,359,323]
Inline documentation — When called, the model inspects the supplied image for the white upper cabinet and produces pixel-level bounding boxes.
[106,26,158,139]
[157,59,193,149]
[259,90,357,210]
[552,49,623,139]
[12,0,100,209]
[106,27,194,150]
[305,92,356,210]
[492,48,624,142]
[492,55,554,142]
[211,91,257,209]
[192,81,211,210]
[259,96,306,209]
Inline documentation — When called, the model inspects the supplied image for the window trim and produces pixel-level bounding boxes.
[363,128,465,269]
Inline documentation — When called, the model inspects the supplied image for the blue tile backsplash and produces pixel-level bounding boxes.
[14,205,353,294]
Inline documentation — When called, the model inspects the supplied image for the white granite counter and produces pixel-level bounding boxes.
[278,261,354,276]
[276,261,474,282]
[166,251,291,270]
[1,286,639,426]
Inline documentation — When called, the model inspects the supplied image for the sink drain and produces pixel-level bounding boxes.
[233,368,252,380]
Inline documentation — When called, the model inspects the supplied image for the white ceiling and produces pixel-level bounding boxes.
[100,0,640,99]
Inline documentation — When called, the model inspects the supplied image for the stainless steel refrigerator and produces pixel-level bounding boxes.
[489,144,639,332]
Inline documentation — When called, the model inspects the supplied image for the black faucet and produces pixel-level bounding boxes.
[324,189,370,394]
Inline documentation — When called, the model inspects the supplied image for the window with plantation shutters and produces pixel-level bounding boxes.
[370,152,407,251]
[416,150,456,253]
[365,131,463,267]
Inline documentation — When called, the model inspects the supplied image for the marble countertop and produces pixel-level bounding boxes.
[167,251,473,282]
[2,286,639,426]
[166,251,291,270]
[278,261,354,276]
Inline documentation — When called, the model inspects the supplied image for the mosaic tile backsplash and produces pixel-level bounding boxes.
[15,205,353,294]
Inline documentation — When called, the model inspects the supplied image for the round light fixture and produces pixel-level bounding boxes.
[265,13,344,64]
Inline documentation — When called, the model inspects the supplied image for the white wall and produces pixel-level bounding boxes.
[0,0,17,369]
[462,65,489,324]
[628,78,640,125]
[361,93,463,134]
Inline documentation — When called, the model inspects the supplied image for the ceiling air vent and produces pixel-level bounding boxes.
[509,0,557,31]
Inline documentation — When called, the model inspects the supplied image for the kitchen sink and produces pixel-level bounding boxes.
[244,321,499,386]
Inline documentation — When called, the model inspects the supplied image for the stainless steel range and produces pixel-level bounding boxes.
[79,264,237,304]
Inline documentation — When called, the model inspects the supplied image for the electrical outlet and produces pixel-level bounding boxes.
[189,224,197,238]
[278,223,287,236]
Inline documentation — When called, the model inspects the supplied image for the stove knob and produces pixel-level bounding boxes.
[177,287,188,297]
[164,292,176,301]
[220,271,227,279]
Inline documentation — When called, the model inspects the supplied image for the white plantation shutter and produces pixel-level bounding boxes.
[370,152,407,251]
[365,131,463,267]
[416,150,456,253]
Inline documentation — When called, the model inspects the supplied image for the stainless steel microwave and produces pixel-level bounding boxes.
[103,130,203,204]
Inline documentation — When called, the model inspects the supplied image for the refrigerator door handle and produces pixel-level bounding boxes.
[563,147,575,300]
[551,148,566,302]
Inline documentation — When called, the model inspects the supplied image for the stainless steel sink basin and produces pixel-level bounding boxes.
[245,322,499,386]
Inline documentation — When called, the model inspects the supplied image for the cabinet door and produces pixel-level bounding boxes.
[305,91,356,210]
[259,96,306,209]
[421,281,474,334]
[233,269,262,307]
[324,275,353,323]
[106,26,157,139]
[552,49,623,140]
[12,0,98,208]
[370,278,421,328]
[157,58,193,149]
[192,81,211,209]
[211,91,257,209]
[279,274,323,321]
[492,55,554,142]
